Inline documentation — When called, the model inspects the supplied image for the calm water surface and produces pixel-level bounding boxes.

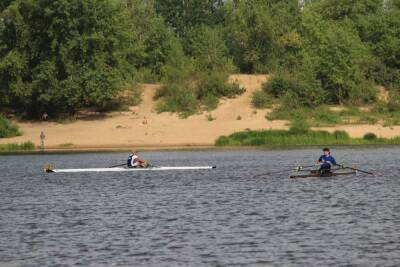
[0,148,399,266]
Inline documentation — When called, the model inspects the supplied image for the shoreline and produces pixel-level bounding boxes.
[1,143,400,155]
[2,75,400,152]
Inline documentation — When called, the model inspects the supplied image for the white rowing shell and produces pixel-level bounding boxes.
[46,166,216,173]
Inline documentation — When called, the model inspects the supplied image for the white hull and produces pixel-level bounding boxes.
[46,166,216,173]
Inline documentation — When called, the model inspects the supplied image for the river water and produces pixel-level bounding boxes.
[0,148,399,266]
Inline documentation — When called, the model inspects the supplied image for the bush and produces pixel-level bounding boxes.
[263,73,295,97]
[263,71,324,107]
[313,107,342,125]
[0,115,21,138]
[215,136,231,146]
[201,94,219,110]
[155,84,198,117]
[364,133,377,140]
[156,71,245,117]
[288,119,310,135]
[196,72,245,99]
[252,91,271,108]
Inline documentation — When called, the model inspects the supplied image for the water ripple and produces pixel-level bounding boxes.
[1,149,400,266]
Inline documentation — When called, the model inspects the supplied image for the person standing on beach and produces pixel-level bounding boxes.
[40,131,46,151]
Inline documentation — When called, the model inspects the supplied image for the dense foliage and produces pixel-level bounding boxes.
[0,0,399,118]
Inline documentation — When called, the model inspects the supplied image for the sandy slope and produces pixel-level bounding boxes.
[1,74,400,149]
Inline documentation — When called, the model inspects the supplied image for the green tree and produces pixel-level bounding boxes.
[184,25,234,72]
[0,0,140,117]
[301,10,375,104]
[224,1,275,73]
[154,0,225,36]
[224,0,301,73]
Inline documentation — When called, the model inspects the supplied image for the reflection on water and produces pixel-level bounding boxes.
[1,148,399,266]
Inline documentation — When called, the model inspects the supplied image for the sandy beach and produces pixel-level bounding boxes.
[1,74,400,150]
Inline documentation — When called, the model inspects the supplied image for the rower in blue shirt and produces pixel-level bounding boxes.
[318,148,336,175]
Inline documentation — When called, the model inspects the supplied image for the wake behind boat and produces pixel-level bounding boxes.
[45,166,216,173]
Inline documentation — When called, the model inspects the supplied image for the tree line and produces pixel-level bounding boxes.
[0,0,399,118]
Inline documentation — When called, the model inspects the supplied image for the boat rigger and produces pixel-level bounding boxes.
[45,166,217,173]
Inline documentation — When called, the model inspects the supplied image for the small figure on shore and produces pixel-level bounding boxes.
[318,148,336,175]
[127,151,148,168]
[142,116,148,125]
[42,112,48,121]
[40,131,46,150]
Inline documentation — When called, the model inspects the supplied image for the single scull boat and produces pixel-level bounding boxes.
[45,166,216,173]
[290,169,357,179]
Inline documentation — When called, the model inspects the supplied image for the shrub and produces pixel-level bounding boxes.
[156,71,245,116]
[0,115,21,138]
[288,119,310,135]
[201,94,219,110]
[280,91,302,109]
[252,91,271,109]
[215,136,231,146]
[313,107,342,125]
[263,71,324,107]
[155,84,198,117]
[364,133,377,140]
[196,72,244,99]
[263,73,295,97]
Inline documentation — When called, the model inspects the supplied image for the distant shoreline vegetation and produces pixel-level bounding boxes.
[215,126,400,147]
[0,141,35,152]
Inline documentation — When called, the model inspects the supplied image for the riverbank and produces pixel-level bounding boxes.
[1,75,400,150]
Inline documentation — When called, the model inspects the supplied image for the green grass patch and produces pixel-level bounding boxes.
[0,115,21,138]
[215,128,400,147]
[0,141,35,152]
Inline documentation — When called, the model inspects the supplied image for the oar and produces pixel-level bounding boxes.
[109,163,126,168]
[335,164,374,175]
[253,164,318,178]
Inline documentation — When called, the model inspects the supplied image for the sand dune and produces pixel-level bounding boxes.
[1,74,400,149]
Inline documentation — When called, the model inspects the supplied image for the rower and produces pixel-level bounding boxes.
[127,151,147,168]
[318,148,336,175]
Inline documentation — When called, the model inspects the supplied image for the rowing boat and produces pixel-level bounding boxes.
[290,170,357,179]
[45,166,216,173]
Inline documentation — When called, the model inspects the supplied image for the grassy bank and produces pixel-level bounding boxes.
[216,129,400,147]
[0,142,35,152]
